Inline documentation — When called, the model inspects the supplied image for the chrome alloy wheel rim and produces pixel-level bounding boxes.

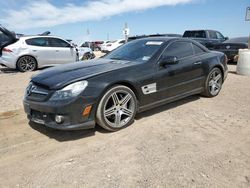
[19,57,36,71]
[103,90,135,128]
[209,70,222,96]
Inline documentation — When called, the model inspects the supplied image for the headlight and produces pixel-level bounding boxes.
[50,80,88,101]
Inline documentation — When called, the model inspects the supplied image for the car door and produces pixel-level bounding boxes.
[25,37,56,66]
[49,37,76,64]
[207,31,223,48]
[156,41,205,100]
[0,26,17,56]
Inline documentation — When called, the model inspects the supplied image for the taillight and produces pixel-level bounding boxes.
[3,48,13,52]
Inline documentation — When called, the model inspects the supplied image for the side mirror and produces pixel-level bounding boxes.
[224,37,229,40]
[159,56,178,67]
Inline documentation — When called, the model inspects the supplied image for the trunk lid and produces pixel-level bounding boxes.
[0,26,17,56]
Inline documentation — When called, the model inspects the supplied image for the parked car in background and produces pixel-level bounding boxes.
[128,33,181,41]
[80,41,103,51]
[0,34,78,72]
[213,37,249,62]
[101,39,125,53]
[100,41,110,51]
[23,37,228,132]
[183,30,228,49]
[0,26,79,72]
[77,46,95,60]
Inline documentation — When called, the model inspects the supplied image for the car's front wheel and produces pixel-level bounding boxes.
[96,85,137,131]
[17,56,37,72]
[202,67,223,97]
[81,52,93,60]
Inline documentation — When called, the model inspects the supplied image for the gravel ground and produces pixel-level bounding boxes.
[0,61,250,188]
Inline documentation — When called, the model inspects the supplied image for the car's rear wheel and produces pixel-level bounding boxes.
[96,85,137,131]
[17,56,37,72]
[202,67,223,97]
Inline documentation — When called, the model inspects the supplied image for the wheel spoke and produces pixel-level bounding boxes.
[114,113,121,127]
[121,107,133,117]
[214,74,221,82]
[104,107,116,117]
[209,80,213,86]
[211,85,216,94]
[213,71,217,79]
[112,93,120,105]
[214,83,220,89]
[120,94,132,106]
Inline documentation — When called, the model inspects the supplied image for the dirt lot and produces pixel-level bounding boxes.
[0,62,250,187]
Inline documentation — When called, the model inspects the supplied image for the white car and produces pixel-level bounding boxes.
[100,41,110,51]
[101,39,125,52]
[0,27,78,72]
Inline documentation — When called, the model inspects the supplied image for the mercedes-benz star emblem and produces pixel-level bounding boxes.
[226,45,231,49]
[27,85,36,96]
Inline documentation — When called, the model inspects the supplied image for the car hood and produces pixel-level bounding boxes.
[32,58,136,89]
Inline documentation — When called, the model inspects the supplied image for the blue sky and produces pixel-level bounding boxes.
[0,0,249,44]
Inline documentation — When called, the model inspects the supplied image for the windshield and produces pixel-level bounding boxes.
[104,39,164,62]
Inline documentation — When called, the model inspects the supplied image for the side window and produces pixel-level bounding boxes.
[25,37,49,47]
[49,38,70,47]
[209,31,217,39]
[192,44,205,54]
[163,41,194,59]
[216,32,224,40]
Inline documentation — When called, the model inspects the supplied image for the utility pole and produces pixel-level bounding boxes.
[246,7,250,49]
[123,22,130,43]
[86,28,90,48]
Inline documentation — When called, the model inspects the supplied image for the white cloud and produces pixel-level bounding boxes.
[1,0,194,30]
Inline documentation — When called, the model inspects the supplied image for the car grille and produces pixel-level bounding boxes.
[25,82,51,102]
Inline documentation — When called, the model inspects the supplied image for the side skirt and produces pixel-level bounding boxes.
[138,87,203,113]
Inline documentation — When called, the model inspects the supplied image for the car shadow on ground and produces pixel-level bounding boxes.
[29,121,109,142]
[0,66,48,74]
[0,66,19,74]
[29,95,200,142]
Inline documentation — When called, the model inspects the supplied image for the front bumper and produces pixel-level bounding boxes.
[23,96,97,130]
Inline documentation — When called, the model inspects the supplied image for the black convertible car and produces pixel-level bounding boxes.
[213,37,249,62]
[23,37,228,131]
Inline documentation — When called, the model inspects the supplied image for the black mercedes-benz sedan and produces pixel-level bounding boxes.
[23,37,228,131]
[213,37,249,62]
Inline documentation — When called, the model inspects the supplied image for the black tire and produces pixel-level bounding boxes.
[81,52,92,60]
[202,67,223,97]
[96,85,137,131]
[16,56,37,72]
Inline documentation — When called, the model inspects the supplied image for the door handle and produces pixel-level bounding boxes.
[32,50,37,52]
[55,50,60,52]
[194,61,202,65]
